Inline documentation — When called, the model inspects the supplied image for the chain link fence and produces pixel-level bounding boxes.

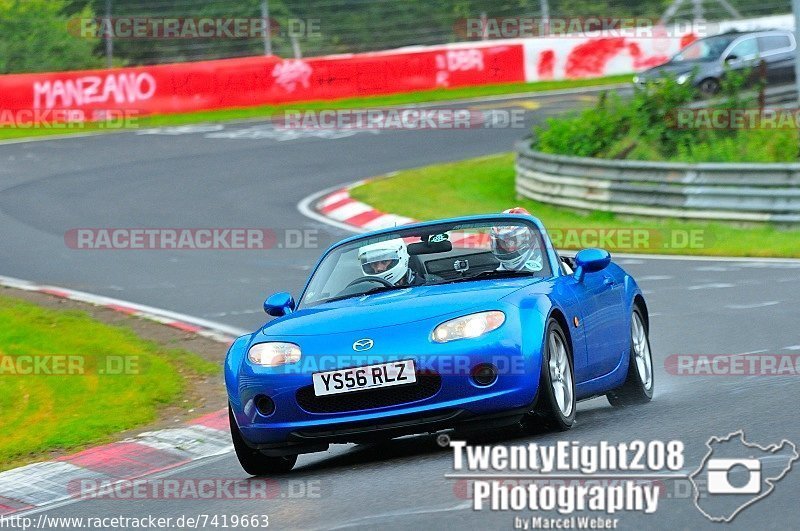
[1,0,794,73]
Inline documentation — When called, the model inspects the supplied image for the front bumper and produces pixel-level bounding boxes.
[225,306,545,453]
[234,356,538,447]
[248,406,532,456]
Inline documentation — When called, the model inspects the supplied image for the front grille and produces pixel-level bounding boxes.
[296,371,442,414]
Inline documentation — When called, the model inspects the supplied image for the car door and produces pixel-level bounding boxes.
[567,266,627,380]
[723,36,761,86]
[757,33,796,84]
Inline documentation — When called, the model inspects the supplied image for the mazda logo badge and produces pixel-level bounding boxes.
[352,338,374,351]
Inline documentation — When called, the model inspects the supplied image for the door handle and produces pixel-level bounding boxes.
[601,277,617,291]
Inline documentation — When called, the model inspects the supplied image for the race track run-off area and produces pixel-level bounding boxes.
[1,92,799,530]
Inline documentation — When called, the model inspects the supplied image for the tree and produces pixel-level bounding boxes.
[0,0,102,74]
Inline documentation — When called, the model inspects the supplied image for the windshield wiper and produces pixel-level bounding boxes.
[431,270,534,285]
[320,285,409,304]
[361,285,410,296]
[321,271,532,304]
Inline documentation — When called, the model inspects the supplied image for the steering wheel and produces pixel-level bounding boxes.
[343,276,394,290]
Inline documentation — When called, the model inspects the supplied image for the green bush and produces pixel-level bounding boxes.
[533,70,799,163]
[673,128,799,163]
[0,0,102,74]
[534,91,631,158]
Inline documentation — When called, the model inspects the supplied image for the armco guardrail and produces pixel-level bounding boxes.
[515,140,800,224]
[685,83,798,109]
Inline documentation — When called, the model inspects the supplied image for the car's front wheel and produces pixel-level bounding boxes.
[607,307,654,407]
[531,318,576,431]
[229,405,297,475]
[698,77,720,98]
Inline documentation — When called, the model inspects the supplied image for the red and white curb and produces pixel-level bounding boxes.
[0,275,250,516]
[314,182,416,232]
[302,182,800,263]
[308,183,489,248]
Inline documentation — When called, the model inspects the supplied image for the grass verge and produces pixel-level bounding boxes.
[0,294,220,470]
[349,153,800,258]
[0,75,631,141]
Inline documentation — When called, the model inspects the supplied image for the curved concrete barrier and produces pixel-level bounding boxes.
[515,140,800,224]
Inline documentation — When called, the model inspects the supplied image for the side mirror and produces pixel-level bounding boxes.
[574,248,611,283]
[725,54,738,63]
[264,292,295,317]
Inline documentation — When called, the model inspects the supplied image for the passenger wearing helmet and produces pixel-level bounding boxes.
[357,239,422,286]
[490,207,543,272]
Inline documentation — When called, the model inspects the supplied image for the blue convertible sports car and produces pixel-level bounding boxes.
[225,212,654,474]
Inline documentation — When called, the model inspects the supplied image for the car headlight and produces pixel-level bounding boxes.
[248,342,301,366]
[676,73,691,85]
[632,75,641,84]
[432,311,505,343]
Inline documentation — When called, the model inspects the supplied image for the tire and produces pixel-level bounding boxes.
[697,78,720,98]
[530,318,576,431]
[607,307,654,407]
[229,405,297,475]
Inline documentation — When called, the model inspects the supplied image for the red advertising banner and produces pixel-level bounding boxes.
[0,44,524,124]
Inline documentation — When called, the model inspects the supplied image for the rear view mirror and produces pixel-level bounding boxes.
[574,248,611,282]
[264,292,295,317]
[408,240,452,255]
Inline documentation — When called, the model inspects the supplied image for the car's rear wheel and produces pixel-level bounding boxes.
[607,307,654,407]
[531,318,576,431]
[229,405,297,475]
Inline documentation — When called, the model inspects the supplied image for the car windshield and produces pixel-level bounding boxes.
[672,34,738,62]
[299,219,551,307]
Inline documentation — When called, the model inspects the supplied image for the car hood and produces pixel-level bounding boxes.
[259,278,540,336]
[639,60,708,79]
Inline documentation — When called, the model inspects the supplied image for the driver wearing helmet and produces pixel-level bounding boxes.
[357,238,423,286]
[490,207,544,272]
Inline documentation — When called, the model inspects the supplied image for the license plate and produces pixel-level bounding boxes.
[312,360,416,397]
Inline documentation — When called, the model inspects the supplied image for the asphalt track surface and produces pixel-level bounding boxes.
[2,89,799,530]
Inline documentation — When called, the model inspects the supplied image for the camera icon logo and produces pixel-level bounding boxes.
[706,458,761,494]
[690,431,798,522]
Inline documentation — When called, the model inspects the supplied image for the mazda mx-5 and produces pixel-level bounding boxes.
[225,211,654,474]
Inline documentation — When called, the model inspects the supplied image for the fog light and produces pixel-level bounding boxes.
[471,363,498,386]
[254,395,275,416]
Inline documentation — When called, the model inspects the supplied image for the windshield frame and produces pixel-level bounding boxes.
[296,216,556,309]
[671,33,740,63]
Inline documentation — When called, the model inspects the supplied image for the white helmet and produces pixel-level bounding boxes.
[490,208,543,272]
[357,239,411,285]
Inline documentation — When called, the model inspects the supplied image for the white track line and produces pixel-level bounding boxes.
[0,274,248,338]
[15,452,235,518]
[0,131,113,146]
